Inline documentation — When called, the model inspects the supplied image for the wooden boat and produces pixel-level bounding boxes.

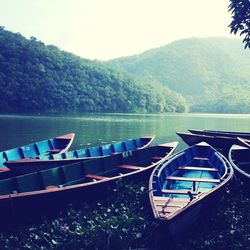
[4,135,155,175]
[236,137,250,149]
[176,132,239,156]
[228,138,250,181]
[0,133,75,173]
[0,141,178,220]
[188,129,250,139]
[149,142,233,238]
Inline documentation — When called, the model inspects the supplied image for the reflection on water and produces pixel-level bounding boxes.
[1,113,250,152]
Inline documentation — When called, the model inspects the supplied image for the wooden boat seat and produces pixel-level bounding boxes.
[166,176,220,183]
[151,156,162,161]
[46,185,58,190]
[153,197,190,206]
[117,164,143,170]
[84,174,108,180]
[178,166,218,172]
[55,135,72,140]
[193,157,209,161]
[166,175,220,191]
[47,149,61,153]
[0,167,10,172]
[161,189,200,195]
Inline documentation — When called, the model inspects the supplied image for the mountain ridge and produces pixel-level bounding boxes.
[106,37,250,113]
[1,26,250,114]
[0,27,187,114]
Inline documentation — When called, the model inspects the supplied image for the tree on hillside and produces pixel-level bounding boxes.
[229,0,250,48]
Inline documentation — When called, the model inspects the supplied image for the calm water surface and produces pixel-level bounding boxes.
[1,113,250,152]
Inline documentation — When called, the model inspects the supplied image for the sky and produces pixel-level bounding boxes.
[0,0,233,60]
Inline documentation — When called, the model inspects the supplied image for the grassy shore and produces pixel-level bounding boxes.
[0,179,249,250]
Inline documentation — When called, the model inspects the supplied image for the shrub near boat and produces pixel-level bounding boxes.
[149,142,233,238]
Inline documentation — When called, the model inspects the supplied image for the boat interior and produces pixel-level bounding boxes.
[152,144,227,198]
[0,135,73,168]
[0,145,169,196]
[230,145,250,174]
[151,144,231,217]
[37,137,151,160]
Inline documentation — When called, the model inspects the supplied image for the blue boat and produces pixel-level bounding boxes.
[176,131,239,156]
[149,142,233,238]
[0,133,75,173]
[189,129,250,139]
[5,135,155,175]
[228,137,250,181]
[0,141,178,222]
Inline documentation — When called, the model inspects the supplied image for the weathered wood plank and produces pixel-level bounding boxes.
[117,164,143,170]
[166,176,220,183]
[178,166,218,172]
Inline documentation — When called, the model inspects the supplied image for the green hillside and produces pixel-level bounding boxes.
[0,27,187,114]
[106,38,250,113]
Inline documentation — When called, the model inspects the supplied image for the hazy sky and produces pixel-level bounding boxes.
[0,0,233,60]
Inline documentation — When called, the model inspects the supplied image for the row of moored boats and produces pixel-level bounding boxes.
[0,129,248,237]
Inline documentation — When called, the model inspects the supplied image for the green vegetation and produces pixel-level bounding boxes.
[229,0,250,49]
[0,27,187,114]
[1,25,250,114]
[191,85,250,113]
[107,37,250,113]
[0,180,248,249]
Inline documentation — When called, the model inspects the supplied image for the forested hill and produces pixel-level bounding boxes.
[106,38,250,113]
[0,27,187,114]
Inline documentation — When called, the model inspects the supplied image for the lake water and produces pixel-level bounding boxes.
[0,113,249,249]
[1,113,250,152]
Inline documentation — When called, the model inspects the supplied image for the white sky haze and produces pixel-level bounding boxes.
[0,0,233,60]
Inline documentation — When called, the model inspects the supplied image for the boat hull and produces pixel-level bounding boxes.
[177,132,238,156]
[149,142,233,239]
[162,183,225,239]
[0,142,178,223]
[228,144,250,182]
[0,133,75,171]
[4,136,155,175]
[189,129,250,139]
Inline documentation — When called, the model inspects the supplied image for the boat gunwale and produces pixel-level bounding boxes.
[0,141,178,200]
[189,129,250,138]
[4,135,156,167]
[56,133,75,154]
[149,143,234,221]
[228,143,250,179]
[177,131,240,141]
